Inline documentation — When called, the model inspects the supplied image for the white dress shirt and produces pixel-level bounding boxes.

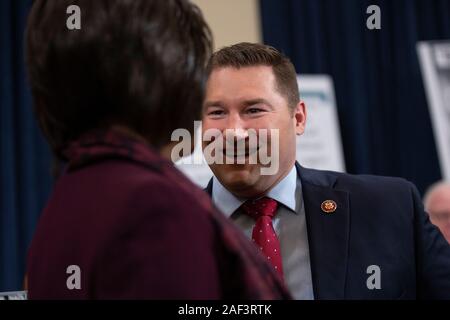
[212,165,314,299]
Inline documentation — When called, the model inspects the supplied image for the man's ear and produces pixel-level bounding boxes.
[294,100,307,135]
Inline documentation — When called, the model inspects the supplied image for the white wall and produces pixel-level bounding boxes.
[191,0,262,50]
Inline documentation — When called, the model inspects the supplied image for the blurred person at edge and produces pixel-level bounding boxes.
[25,0,290,299]
[424,182,450,243]
[202,42,450,299]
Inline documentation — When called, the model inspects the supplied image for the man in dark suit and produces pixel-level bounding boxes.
[202,42,450,299]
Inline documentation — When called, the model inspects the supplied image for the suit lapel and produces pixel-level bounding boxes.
[297,163,350,299]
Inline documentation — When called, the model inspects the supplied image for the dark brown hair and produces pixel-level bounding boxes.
[26,0,212,160]
[207,42,300,109]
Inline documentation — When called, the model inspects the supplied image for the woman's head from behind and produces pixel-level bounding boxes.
[26,0,212,160]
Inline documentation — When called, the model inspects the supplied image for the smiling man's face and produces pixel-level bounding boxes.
[202,65,306,198]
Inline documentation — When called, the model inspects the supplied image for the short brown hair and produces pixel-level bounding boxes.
[26,0,212,160]
[207,42,300,109]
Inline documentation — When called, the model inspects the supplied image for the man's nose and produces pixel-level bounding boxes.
[226,112,246,131]
[225,113,248,143]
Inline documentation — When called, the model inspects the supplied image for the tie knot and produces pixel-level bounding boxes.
[242,197,278,220]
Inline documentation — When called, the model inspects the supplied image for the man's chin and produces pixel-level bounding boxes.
[213,164,259,193]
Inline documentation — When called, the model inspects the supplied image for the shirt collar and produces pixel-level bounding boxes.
[212,165,298,217]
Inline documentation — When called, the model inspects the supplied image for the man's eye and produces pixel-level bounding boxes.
[208,110,224,116]
[247,108,264,114]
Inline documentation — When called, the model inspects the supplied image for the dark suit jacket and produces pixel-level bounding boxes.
[27,129,290,299]
[206,162,450,299]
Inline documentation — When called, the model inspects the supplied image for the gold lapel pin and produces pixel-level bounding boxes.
[321,200,337,213]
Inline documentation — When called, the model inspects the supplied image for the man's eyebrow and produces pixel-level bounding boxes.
[204,101,224,108]
[203,98,273,109]
[243,98,274,108]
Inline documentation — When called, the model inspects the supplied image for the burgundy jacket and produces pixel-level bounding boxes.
[27,129,291,299]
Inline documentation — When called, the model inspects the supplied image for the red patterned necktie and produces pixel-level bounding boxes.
[242,197,284,279]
